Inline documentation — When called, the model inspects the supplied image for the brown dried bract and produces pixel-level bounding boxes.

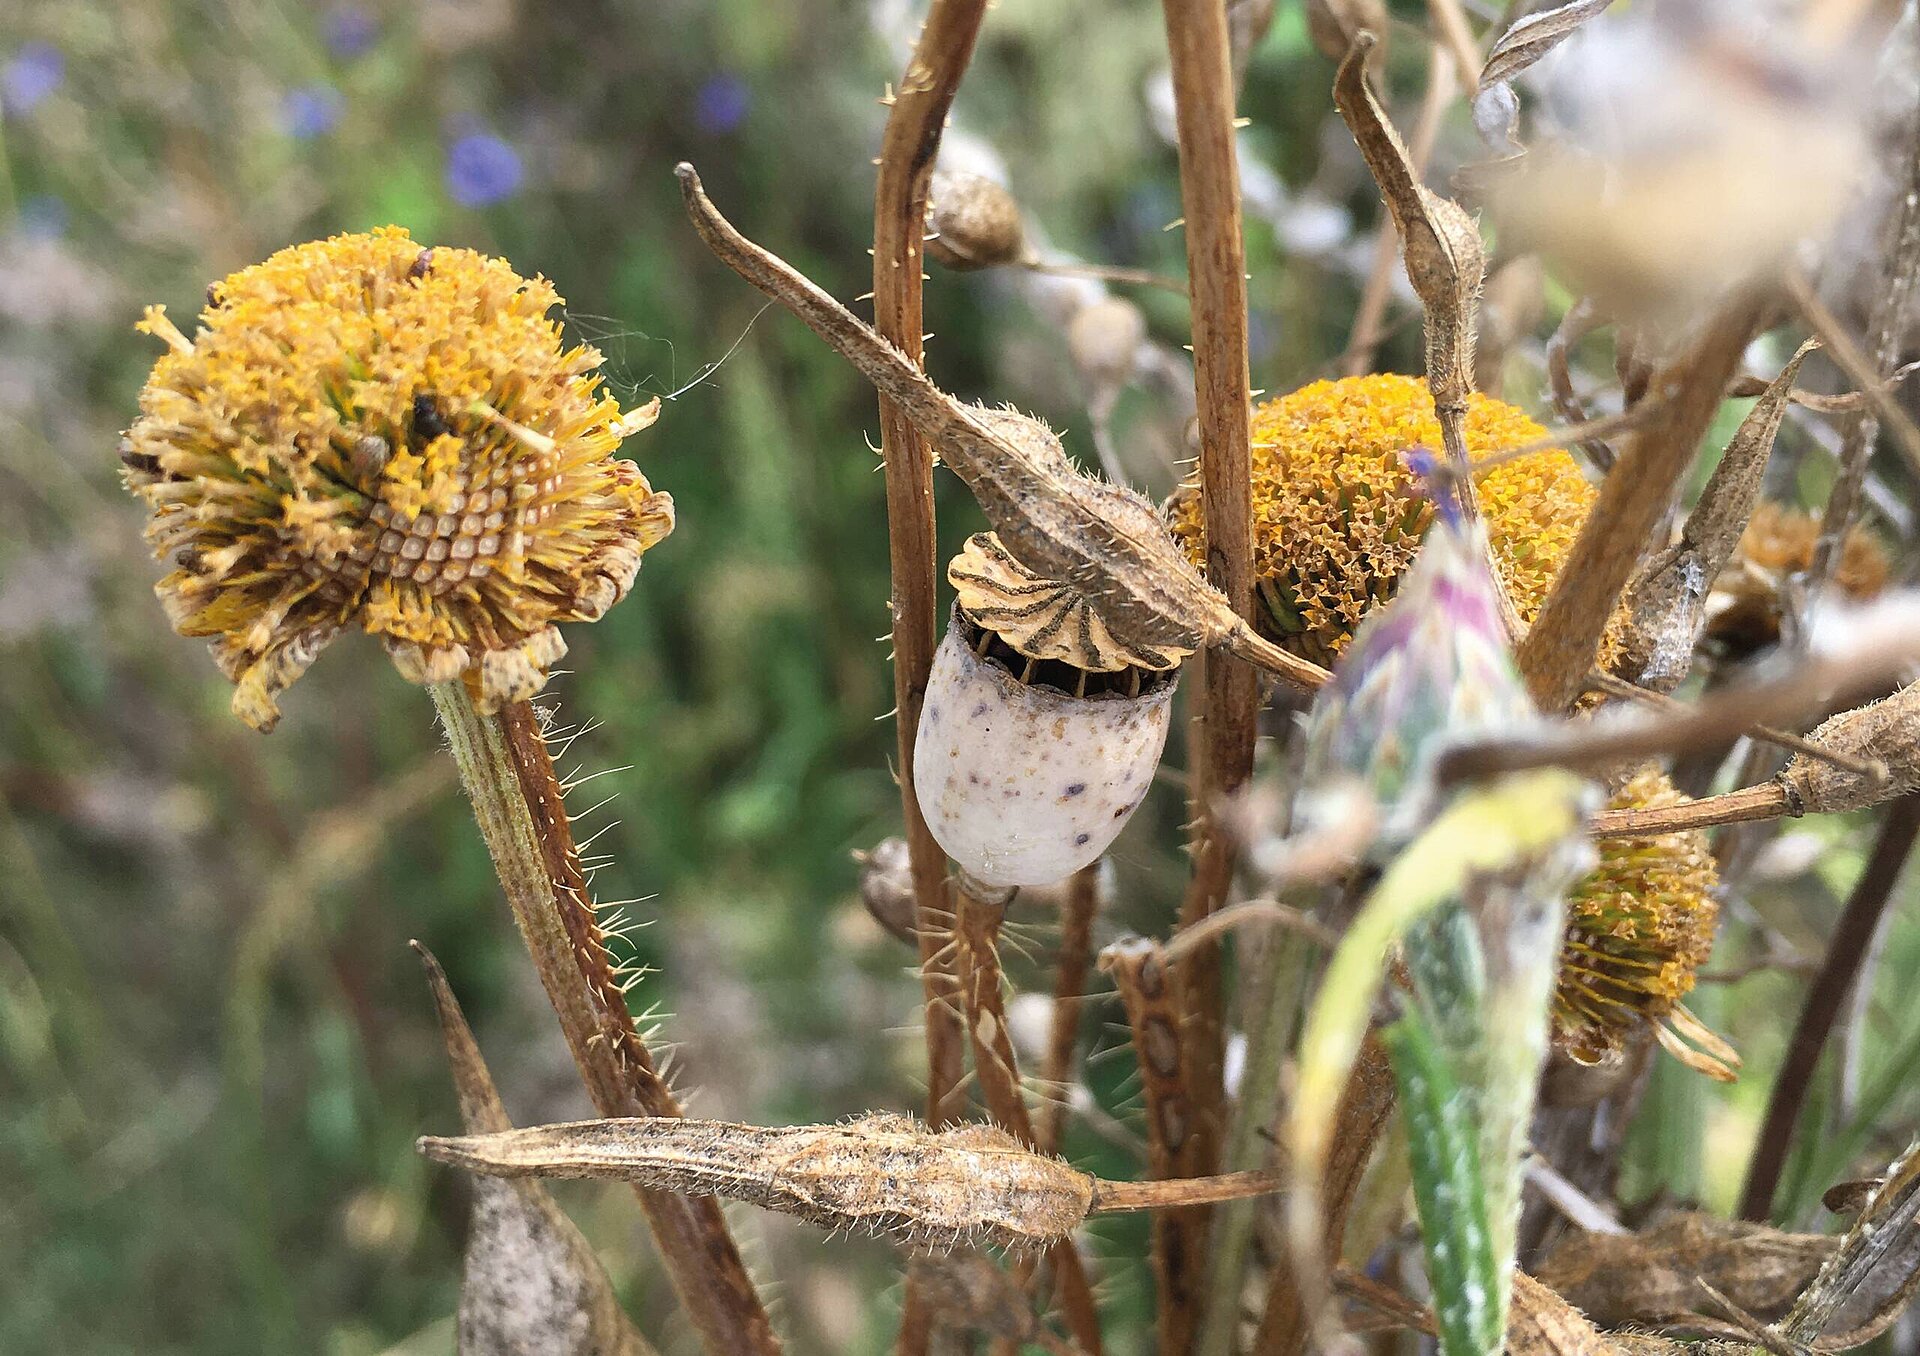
[673,163,1328,695]
[422,1114,1095,1253]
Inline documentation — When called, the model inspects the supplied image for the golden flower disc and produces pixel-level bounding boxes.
[1555,767,1736,1080]
[122,227,671,730]
[1168,373,1595,666]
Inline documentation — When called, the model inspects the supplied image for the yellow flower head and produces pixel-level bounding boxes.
[1169,374,1595,666]
[122,227,672,730]
[1555,767,1736,1080]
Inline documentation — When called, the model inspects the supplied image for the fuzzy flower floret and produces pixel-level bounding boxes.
[1555,767,1734,1079]
[1170,374,1595,666]
[122,227,672,730]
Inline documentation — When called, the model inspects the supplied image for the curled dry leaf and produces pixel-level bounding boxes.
[1534,1212,1835,1332]
[420,1113,1286,1255]
[1332,34,1486,483]
[1619,340,1819,692]
[1479,0,1615,91]
[675,163,1330,694]
[412,943,659,1356]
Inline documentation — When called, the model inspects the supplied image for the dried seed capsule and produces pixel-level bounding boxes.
[925,170,1026,271]
[913,534,1187,888]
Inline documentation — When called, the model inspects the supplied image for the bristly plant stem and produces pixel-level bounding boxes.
[1102,937,1210,1356]
[955,882,1105,1356]
[1162,0,1259,1216]
[869,4,989,1352]
[1517,294,1768,711]
[428,684,780,1356]
[1738,796,1920,1222]
[1037,863,1103,1158]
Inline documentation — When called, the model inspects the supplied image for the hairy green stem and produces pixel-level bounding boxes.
[429,682,780,1356]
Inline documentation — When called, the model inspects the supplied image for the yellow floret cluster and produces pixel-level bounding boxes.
[1169,373,1596,667]
[1556,767,1731,1079]
[122,226,672,730]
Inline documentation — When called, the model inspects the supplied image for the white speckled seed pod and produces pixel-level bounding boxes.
[914,606,1178,888]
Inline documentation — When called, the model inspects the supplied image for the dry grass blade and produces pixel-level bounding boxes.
[413,942,661,1356]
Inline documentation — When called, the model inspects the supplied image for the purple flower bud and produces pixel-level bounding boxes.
[324,6,379,60]
[445,133,523,208]
[1300,503,1532,837]
[694,74,750,136]
[2,42,64,117]
[281,85,344,140]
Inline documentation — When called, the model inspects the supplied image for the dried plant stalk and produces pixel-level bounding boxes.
[1518,296,1768,710]
[429,686,778,1356]
[419,1114,1288,1251]
[1037,864,1103,1158]
[868,8,989,1345]
[953,882,1104,1353]
[1100,937,1210,1355]
[1160,0,1261,1237]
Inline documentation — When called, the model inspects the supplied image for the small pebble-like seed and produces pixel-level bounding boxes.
[425,539,449,562]
[477,534,500,556]
[451,537,476,560]
[401,537,426,561]
[377,530,404,554]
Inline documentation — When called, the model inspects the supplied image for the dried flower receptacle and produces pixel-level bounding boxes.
[122,227,671,729]
[1555,767,1734,1081]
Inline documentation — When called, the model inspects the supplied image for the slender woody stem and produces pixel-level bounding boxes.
[1738,796,1920,1222]
[1162,0,1259,1223]
[867,7,990,1351]
[955,882,1104,1355]
[429,684,778,1356]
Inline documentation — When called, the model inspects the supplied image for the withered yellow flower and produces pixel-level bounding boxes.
[1169,373,1595,666]
[1555,767,1736,1081]
[122,227,671,730]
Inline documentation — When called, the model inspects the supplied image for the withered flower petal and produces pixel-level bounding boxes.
[122,227,672,730]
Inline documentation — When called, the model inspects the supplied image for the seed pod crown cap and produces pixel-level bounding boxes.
[123,226,672,730]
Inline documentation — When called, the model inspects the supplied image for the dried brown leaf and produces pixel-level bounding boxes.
[413,943,658,1356]
[1619,340,1819,691]
[1535,1213,1835,1332]
[1479,0,1614,89]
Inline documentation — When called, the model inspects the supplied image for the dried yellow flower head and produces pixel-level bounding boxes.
[1169,374,1595,666]
[122,227,672,730]
[1555,767,1736,1080]
[1707,501,1890,657]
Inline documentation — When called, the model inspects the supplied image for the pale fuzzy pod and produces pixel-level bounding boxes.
[914,610,1176,888]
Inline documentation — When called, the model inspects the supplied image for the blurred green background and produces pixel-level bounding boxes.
[2,1,1916,1352]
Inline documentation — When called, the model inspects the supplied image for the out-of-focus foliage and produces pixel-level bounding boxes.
[3,1,1917,1353]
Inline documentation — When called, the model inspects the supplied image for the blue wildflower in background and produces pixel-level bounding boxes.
[2,42,64,117]
[282,85,344,140]
[445,132,523,207]
[17,194,68,240]
[693,74,750,136]
[324,6,379,60]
